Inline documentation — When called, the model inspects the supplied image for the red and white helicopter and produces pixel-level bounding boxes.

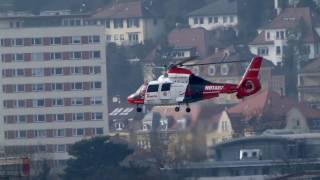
[128,56,263,112]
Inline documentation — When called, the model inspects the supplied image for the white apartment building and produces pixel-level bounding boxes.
[188,0,238,31]
[249,8,320,65]
[0,26,108,166]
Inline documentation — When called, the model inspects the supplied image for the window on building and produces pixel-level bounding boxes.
[91,81,101,89]
[105,19,110,28]
[91,96,102,105]
[106,35,112,41]
[114,19,123,28]
[257,47,269,56]
[32,68,44,76]
[302,45,311,55]
[120,34,124,41]
[230,16,234,23]
[17,100,25,108]
[50,37,61,45]
[52,68,63,75]
[88,36,99,43]
[266,32,270,40]
[16,84,25,92]
[50,52,62,60]
[33,99,45,107]
[32,84,44,91]
[36,115,45,122]
[15,54,24,61]
[52,83,63,91]
[193,17,198,24]
[15,38,23,46]
[56,114,65,121]
[71,67,82,74]
[57,144,66,152]
[76,128,84,136]
[31,53,43,61]
[208,17,213,23]
[32,38,42,45]
[93,51,100,59]
[214,16,218,23]
[57,129,65,137]
[16,69,25,76]
[92,112,103,120]
[53,98,64,106]
[71,36,81,44]
[18,115,26,123]
[73,113,84,121]
[72,82,83,90]
[36,130,46,138]
[71,52,81,59]
[128,33,139,42]
[96,128,104,135]
[223,16,227,23]
[114,34,119,41]
[17,130,27,138]
[89,66,101,74]
[127,18,139,28]
[71,97,83,105]
[199,17,204,24]
[276,46,281,55]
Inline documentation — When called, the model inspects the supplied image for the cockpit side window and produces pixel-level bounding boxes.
[147,84,159,92]
[161,83,171,91]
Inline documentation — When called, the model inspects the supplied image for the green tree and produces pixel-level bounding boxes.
[62,136,134,180]
[283,20,307,99]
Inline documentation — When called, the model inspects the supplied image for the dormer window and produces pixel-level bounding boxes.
[266,32,270,40]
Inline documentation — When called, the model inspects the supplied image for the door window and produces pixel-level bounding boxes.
[147,84,159,92]
[161,83,171,91]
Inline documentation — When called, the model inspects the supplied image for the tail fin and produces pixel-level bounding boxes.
[236,56,263,99]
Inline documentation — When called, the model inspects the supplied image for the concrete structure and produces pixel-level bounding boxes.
[188,0,239,32]
[171,133,320,179]
[0,26,108,167]
[249,8,320,65]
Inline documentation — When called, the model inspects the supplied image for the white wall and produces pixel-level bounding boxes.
[188,15,238,31]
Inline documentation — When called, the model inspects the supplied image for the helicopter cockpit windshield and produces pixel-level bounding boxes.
[134,83,147,97]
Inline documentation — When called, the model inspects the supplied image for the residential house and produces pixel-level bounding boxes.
[188,0,239,33]
[249,7,320,65]
[227,89,320,133]
[205,111,244,152]
[298,57,320,109]
[89,1,165,45]
[136,102,226,161]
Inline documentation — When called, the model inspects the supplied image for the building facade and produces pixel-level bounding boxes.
[249,8,320,65]
[90,1,165,46]
[0,26,108,166]
[188,0,239,32]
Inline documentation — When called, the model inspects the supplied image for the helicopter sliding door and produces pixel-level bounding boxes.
[145,83,160,105]
[160,83,171,103]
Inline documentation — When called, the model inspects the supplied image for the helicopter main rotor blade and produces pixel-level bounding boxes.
[170,56,200,68]
[181,60,248,67]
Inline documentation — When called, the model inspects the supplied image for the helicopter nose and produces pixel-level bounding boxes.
[127,94,144,104]
[127,95,135,104]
